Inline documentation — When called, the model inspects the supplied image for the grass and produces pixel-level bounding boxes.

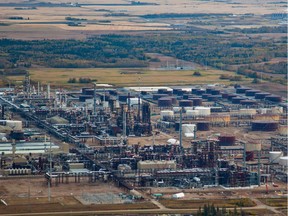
[159,198,256,209]
[259,198,288,207]
[243,209,277,215]
[7,67,249,88]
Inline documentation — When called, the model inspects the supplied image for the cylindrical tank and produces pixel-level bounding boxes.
[191,88,199,94]
[253,114,280,121]
[177,90,187,96]
[173,107,181,113]
[158,88,168,94]
[6,120,22,131]
[240,100,258,106]
[271,106,283,114]
[245,90,261,96]
[232,97,246,104]
[10,131,24,140]
[202,94,211,99]
[279,156,288,166]
[269,151,283,164]
[160,110,174,120]
[255,92,270,99]
[206,88,213,94]
[210,107,223,113]
[221,93,229,99]
[246,151,254,161]
[207,95,221,102]
[189,98,202,106]
[175,122,180,131]
[158,98,173,107]
[246,143,261,151]
[218,135,235,146]
[128,98,141,106]
[179,100,193,107]
[79,95,93,102]
[236,87,251,94]
[83,88,94,95]
[211,89,220,95]
[227,94,238,100]
[278,125,288,136]
[186,110,200,117]
[265,95,282,103]
[183,94,192,99]
[182,124,196,134]
[173,88,182,95]
[153,94,169,100]
[239,109,257,115]
[196,89,206,95]
[195,107,211,116]
[251,121,279,131]
[197,122,210,131]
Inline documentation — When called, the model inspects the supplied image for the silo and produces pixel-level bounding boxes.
[189,98,203,106]
[265,95,282,103]
[255,92,270,99]
[179,100,193,107]
[269,151,283,164]
[218,135,236,146]
[197,122,210,131]
[251,121,279,131]
[245,90,261,96]
[158,98,173,107]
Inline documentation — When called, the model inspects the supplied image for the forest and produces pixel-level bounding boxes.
[0,29,286,84]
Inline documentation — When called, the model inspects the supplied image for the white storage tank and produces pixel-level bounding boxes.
[269,151,283,164]
[195,107,211,116]
[279,156,288,167]
[6,120,22,131]
[128,98,142,106]
[160,110,174,120]
[186,110,200,117]
[258,108,270,114]
[173,107,181,113]
[271,106,283,114]
[184,107,194,111]
[239,109,257,115]
[182,124,196,137]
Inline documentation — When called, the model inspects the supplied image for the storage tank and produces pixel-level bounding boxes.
[271,106,283,114]
[265,95,282,103]
[239,109,257,115]
[173,88,182,95]
[158,98,173,107]
[227,94,238,100]
[160,110,174,120]
[246,151,254,161]
[186,110,200,118]
[254,114,280,121]
[196,89,206,95]
[240,100,258,106]
[173,107,181,113]
[211,89,220,95]
[245,90,261,96]
[195,107,211,116]
[82,88,94,96]
[206,88,213,94]
[221,93,229,99]
[232,97,246,104]
[202,94,211,99]
[210,107,223,113]
[197,122,210,131]
[182,124,196,137]
[129,98,142,106]
[153,94,169,100]
[255,92,270,99]
[279,156,288,167]
[191,88,199,94]
[269,151,283,164]
[218,135,235,146]
[251,121,279,131]
[207,95,221,102]
[236,87,251,94]
[179,100,193,107]
[6,120,22,131]
[183,94,192,99]
[246,143,261,151]
[158,88,169,94]
[189,98,202,106]
[278,125,288,136]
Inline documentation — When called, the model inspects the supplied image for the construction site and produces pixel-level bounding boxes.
[0,74,287,215]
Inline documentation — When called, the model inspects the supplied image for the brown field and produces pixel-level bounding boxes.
[258,198,288,207]
[0,0,285,40]
[7,67,248,87]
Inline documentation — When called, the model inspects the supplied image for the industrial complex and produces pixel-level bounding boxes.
[0,75,287,213]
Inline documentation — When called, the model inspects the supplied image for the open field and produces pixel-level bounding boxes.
[7,67,249,87]
[259,198,288,207]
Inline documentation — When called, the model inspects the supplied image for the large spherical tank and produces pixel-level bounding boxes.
[196,89,206,95]
[265,95,282,103]
[158,97,173,107]
[211,89,221,95]
[202,94,211,99]
[255,92,270,99]
[245,90,261,96]
[236,87,251,94]
[218,135,236,146]
[207,95,221,102]
[197,121,210,131]
[251,121,279,131]
[246,151,254,161]
[279,156,288,166]
[79,95,93,102]
[227,94,238,100]
[240,100,258,106]
[195,106,211,116]
[189,98,203,106]
[232,97,246,104]
[153,94,169,100]
[179,100,193,107]
[269,151,283,163]
[160,110,174,120]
